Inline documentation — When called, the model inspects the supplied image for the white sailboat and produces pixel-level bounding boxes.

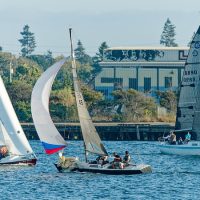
[0,76,37,165]
[31,29,151,174]
[159,26,200,155]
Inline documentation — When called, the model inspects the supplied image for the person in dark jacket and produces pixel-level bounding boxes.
[112,152,123,169]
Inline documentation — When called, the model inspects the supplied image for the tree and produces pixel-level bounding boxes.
[51,87,75,107]
[19,24,36,57]
[0,52,14,82]
[112,89,157,121]
[81,84,103,108]
[0,46,2,51]
[29,50,55,71]
[53,60,73,90]
[156,90,177,113]
[15,57,42,84]
[7,80,33,122]
[77,62,93,83]
[95,42,109,62]
[92,42,109,77]
[91,99,116,121]
[160,18,178,47]
[50,87,77,121]
[7,80,32,102]
[15,101,32,122]
[74,40,92,64]
[45,50,54,66]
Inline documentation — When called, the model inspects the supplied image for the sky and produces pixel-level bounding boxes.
[1,0,200,56]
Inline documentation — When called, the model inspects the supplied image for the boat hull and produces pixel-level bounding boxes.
[159,141,200,155]
[55,162,152,175]
[73,165,151,175]
[0,155,37,166]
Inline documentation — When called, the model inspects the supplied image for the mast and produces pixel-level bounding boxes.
[69,28,88,162]
[69,28,108,162]
[69,28,74,60]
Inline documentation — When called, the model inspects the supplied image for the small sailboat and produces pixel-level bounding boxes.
[0,76,37,165]
[31,29,151,174]
[159,26,200,155]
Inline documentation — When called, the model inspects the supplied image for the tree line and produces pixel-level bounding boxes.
[0,18,189,123]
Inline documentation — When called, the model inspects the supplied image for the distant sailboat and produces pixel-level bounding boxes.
[159,26,200,155]
[31,29,151,174]
[0,76,37,165]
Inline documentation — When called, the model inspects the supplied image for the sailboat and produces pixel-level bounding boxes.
[31,29,151,174]
[159,26,200,155]
[0,76,37,165]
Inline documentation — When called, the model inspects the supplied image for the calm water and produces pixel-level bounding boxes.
[0,140,200,200]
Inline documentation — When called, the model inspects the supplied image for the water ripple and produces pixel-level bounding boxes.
[0,141,200,199]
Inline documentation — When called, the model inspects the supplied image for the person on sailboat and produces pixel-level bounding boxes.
[96,155,109,165]
[163,131,176,145]
[178,137,183,145]
[163,132,172,144]
[112,152,123,169]
[0,146,8,159]
[185,132,191,143]
[123,151,131,166]
[170,132,176,145]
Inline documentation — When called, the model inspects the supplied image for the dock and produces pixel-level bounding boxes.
[21,122,174,141]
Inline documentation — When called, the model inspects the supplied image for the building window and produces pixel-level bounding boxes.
[101,77,123,84]
[101,77,114,83]
[115,78,123,85]
[165,77,172,88]
[144,77,151,92]
[129,78,137,90]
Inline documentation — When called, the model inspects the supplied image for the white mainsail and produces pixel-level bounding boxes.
[0,120,20,154]
[0,76,33,155]
[175,26,200,139]
[31,59,67,154]
[69,28,108,156]
[0,120,6,146]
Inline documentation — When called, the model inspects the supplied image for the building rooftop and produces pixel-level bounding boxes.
[106,46,189,51]
[100,61,185,67]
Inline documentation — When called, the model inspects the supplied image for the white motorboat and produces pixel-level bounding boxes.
[159,141,200,156]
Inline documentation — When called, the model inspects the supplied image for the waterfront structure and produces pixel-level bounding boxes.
[95,47,189,98]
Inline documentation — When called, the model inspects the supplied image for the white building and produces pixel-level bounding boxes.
[95,47,189,98]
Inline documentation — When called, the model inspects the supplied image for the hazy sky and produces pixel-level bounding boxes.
[1,0,200,56]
